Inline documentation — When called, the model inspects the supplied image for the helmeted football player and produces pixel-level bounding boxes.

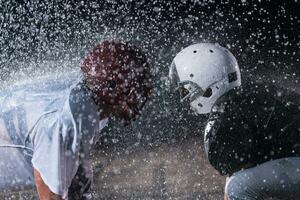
[0,40,152,200]
[168,43,300,200]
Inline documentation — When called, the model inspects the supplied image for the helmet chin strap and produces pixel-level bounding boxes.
[190,96,215,114]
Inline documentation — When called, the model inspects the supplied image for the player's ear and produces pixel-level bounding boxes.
[203,88,212,97]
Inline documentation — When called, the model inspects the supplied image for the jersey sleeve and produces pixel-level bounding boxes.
[31,111,81,198]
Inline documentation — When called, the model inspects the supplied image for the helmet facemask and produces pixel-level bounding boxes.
[168,62,232,115]
[175,80,225,114]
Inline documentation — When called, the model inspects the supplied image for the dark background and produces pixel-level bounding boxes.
[1,0,299,71]
[0,0,299,198]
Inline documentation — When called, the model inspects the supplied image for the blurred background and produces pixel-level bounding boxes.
[0,0,299,199]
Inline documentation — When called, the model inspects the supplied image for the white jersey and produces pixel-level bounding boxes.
[0,72,108,197]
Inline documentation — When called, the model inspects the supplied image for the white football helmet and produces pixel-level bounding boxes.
[168,43,241,114]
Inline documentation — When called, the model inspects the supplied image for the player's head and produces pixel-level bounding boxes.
[168,43,241,114]
[81,40,152,122]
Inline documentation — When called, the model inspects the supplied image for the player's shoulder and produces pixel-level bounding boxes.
[208,82,268,127]
[209,80,299,128]
[2,71,80,92]
[30,72,85,125]
[211,81,285,113]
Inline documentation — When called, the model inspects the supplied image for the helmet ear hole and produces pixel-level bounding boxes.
[180,87,190,98]
[203,88,212,97]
